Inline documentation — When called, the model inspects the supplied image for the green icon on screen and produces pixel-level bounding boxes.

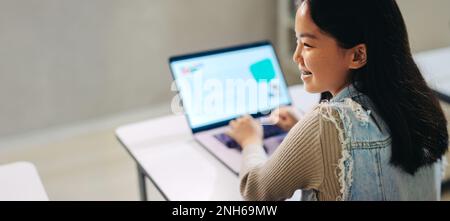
[250,59,276,82]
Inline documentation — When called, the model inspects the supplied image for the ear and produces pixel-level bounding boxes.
[349,44,367,70]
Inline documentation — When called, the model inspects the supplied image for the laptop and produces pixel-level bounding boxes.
[169,41,294,174]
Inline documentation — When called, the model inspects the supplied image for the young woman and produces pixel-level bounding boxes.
[227,0,449,201]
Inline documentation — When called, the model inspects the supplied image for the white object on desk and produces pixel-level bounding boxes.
[116,85,320,201]
[414,47,450,100]
[0,162,49,201]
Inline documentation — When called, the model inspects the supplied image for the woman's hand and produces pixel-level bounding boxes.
[226,115,263,148]
[269,106,300,131]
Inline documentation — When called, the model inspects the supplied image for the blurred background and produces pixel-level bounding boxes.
[0,0,449,200]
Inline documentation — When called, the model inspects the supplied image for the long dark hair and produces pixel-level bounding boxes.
[300,0,448,174]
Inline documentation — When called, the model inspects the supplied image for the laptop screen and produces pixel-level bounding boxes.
[169,42,292,133]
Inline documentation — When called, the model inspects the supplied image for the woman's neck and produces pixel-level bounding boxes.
[330,83,351,97]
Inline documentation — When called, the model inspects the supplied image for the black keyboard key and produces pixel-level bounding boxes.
[262,124,285,138]
[214,124,286,149]
[214,133,240,149]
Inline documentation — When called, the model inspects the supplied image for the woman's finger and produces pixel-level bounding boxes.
[229,120,236,128]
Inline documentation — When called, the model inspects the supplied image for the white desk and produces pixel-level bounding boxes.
[0,162,49,201]
[116,85,319,201]
[414,46,450,103]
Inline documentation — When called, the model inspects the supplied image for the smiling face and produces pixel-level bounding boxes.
[293,1,359,96]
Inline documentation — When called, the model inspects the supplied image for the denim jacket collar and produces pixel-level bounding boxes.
[330,84,361,102]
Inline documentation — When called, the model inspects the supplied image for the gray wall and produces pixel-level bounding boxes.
[0,0,277,138]
[397,0,450,52]
[0,0,449,138]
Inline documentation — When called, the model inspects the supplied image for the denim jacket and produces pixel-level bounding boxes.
[302,85,444,201]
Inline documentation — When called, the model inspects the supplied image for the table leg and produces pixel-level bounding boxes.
[442,179,450,194]
[137,165,148,201]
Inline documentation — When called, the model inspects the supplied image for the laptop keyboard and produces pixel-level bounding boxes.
[214,124,286,149]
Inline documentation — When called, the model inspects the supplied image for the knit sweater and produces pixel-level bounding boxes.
[239,106,342,201]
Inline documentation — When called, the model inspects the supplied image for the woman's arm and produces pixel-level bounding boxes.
[239,108,324,201]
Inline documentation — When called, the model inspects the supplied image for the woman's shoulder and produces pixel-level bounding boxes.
[300,103,340,123]
[292,105,334,133]
[293,104,343,138]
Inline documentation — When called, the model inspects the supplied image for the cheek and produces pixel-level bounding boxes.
[302,52,318,71]
[305,52,347,80]
[303,52,327,78]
